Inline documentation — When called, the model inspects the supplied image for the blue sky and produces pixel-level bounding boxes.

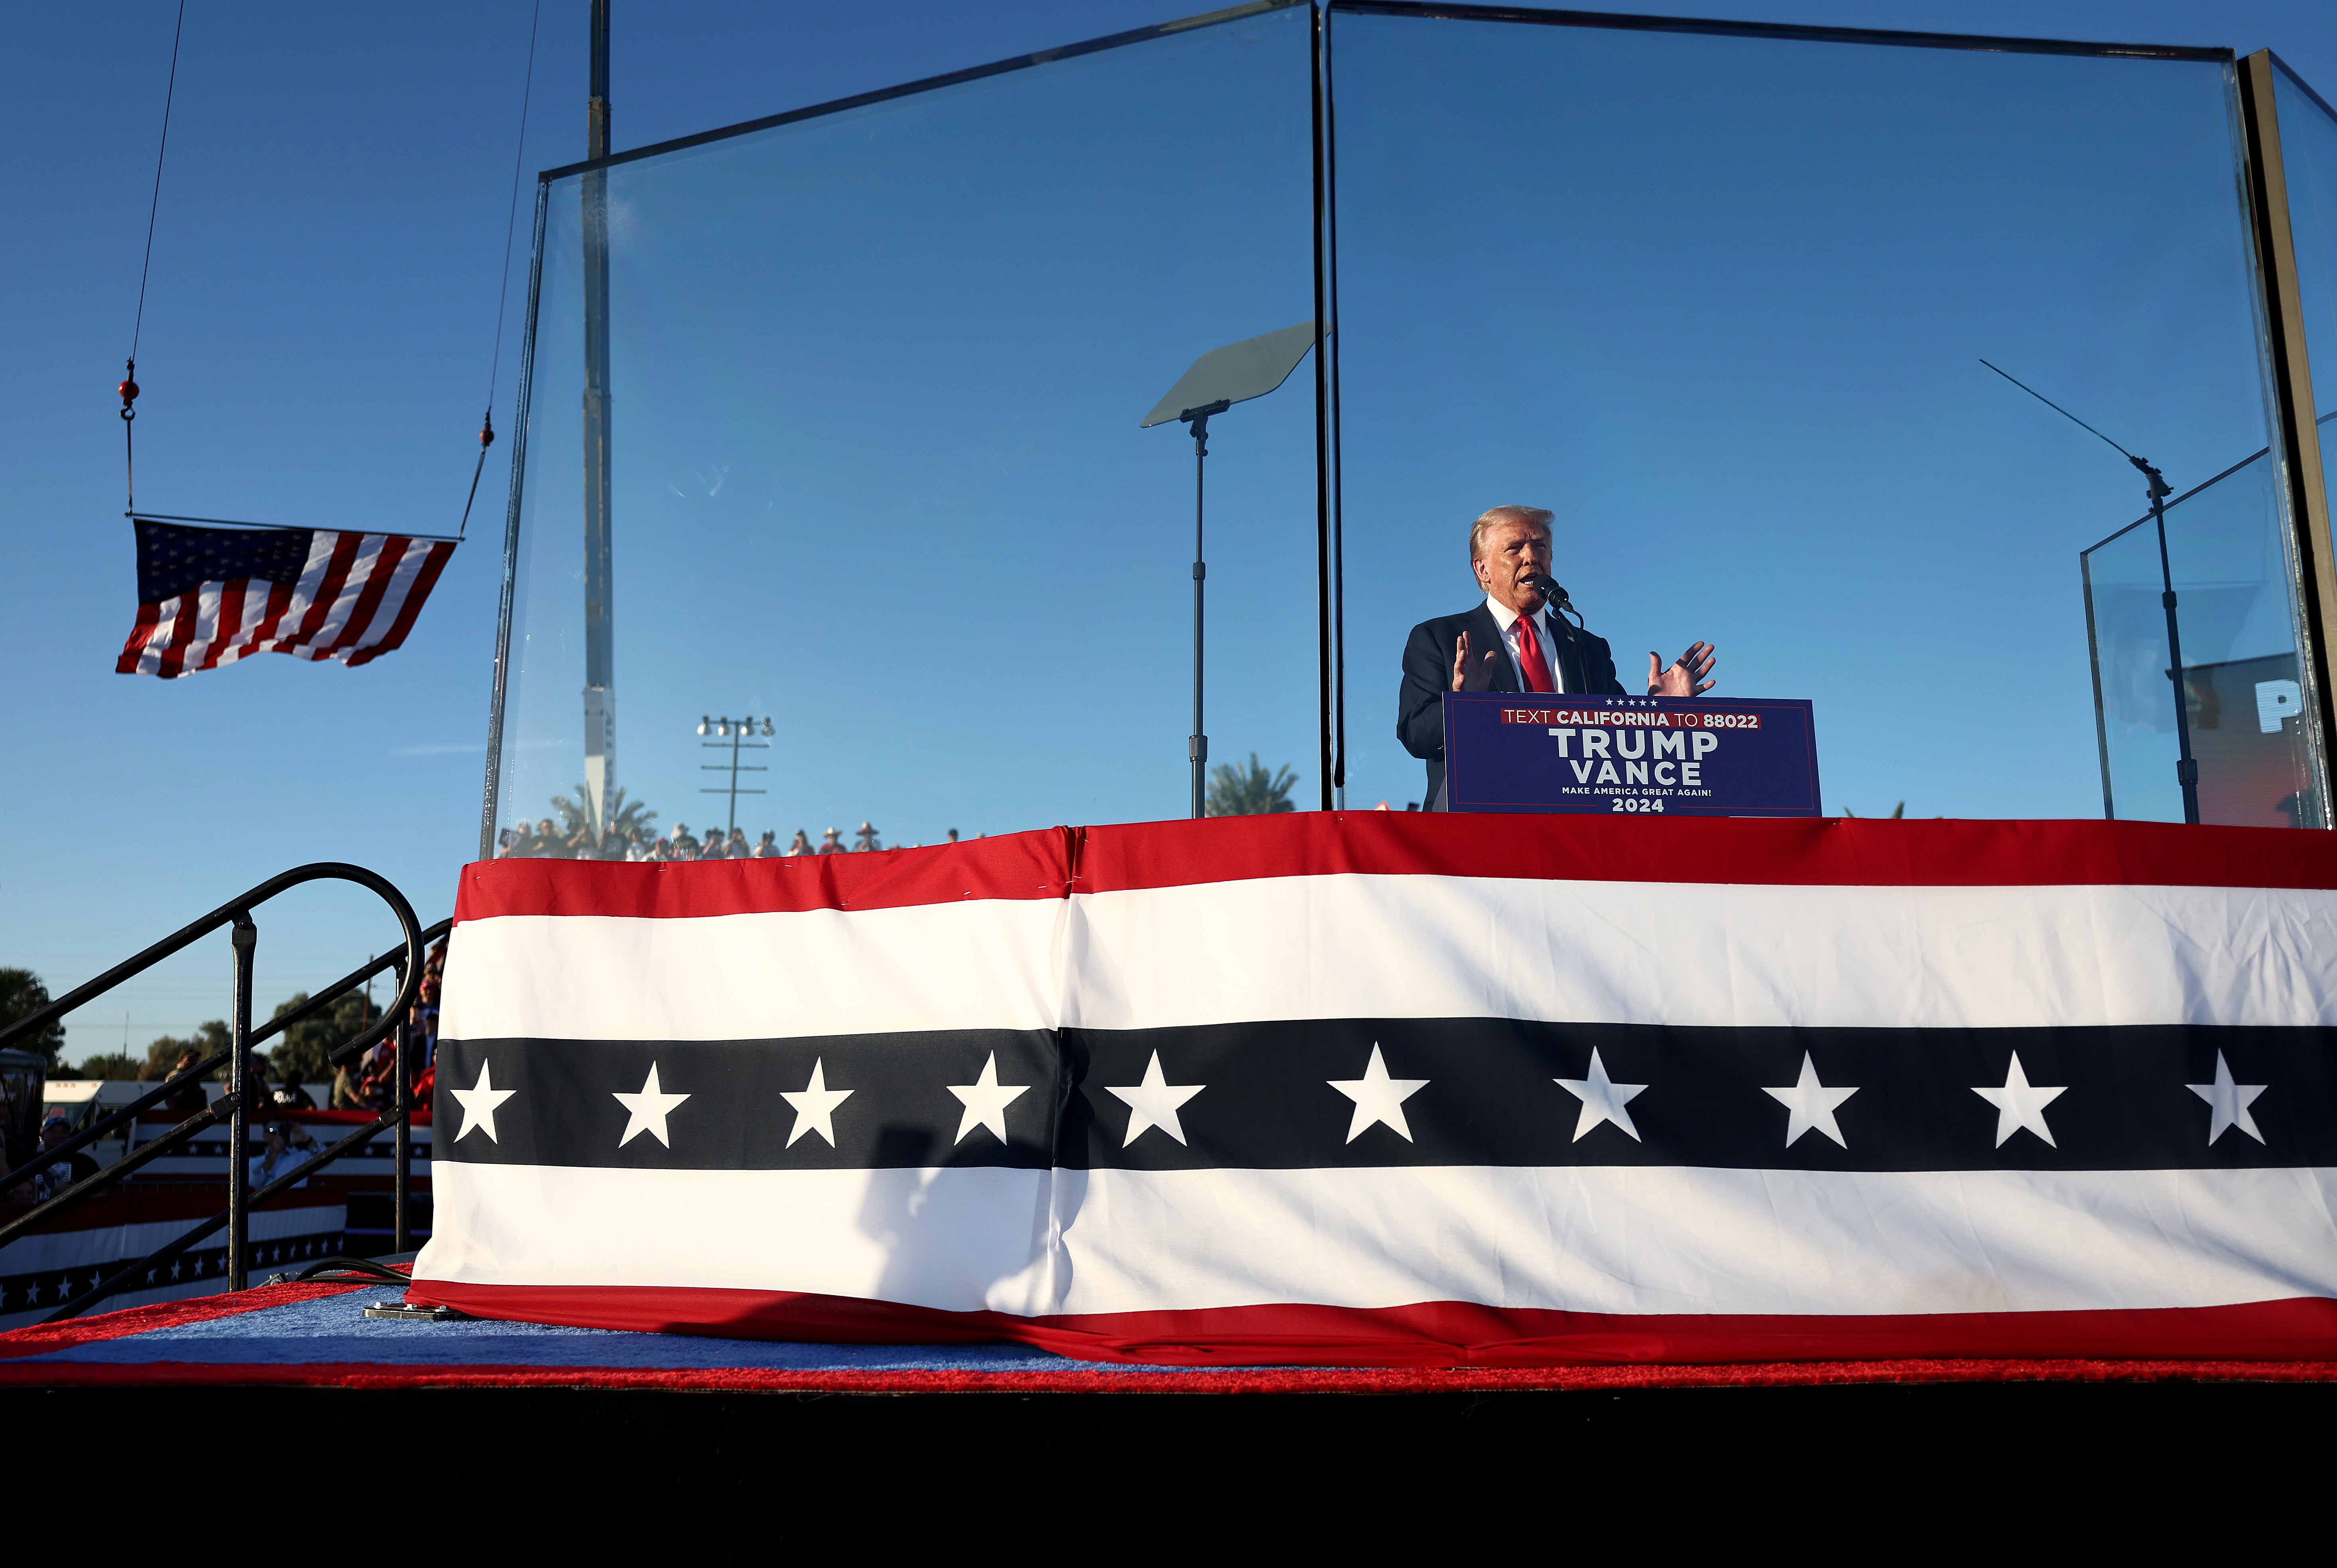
[4,0,2335,1060]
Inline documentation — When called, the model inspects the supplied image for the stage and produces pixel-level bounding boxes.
[5,1269,2333,1532]
[5,1273,2333,1396]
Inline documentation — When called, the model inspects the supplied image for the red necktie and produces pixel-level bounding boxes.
[1514,614,1555,693]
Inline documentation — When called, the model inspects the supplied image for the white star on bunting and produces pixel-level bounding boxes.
[1762,1052,1858,1148]
[1973,1052,2065,1148]
[947,1052,1030,1145]
[451,1060,517,1144]
[1104,1050,1205,1147]
[614,1062,691,1148]
[781,1058,854,1148]
[1555,1047,1646,1143]
[1327,1044,1429,1143]
[2187,1051,2267,1145]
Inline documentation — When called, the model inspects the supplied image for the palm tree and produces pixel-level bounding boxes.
[549,784,658,847]
[1206,754,1299,817]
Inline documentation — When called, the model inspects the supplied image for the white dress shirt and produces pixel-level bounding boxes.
[1483,595,1566,693]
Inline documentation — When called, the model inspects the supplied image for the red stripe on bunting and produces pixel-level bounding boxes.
[455,825,1080,922]
[7,1271,2331,1388]
[399,1282,2337,1367]
[1071,812,2337,894]
[4,1355,2335,1393]
[453,815,2337,922]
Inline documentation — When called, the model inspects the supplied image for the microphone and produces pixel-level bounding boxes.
[1524,573,1583,626]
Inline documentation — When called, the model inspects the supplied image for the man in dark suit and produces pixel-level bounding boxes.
[1398,505,1717,810]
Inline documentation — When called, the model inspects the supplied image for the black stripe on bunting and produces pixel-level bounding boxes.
[434,1021,2337,1174]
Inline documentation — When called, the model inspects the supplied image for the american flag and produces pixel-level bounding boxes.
[410,814,2337,1365]
[117,519,455,678]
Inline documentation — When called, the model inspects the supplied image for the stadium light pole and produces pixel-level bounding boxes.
[698,714,773,838]
[1143,322,1318,819]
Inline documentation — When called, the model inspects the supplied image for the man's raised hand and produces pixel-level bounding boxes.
[1451,630,1498,691]
[1648,640,1717,697]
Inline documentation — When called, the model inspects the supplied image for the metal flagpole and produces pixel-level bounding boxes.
[581,0,615,843]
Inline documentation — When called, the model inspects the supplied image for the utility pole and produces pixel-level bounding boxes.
[581,0,615,839]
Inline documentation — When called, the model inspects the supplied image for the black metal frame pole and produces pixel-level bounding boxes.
[392,957,411,1255]
[581,0,616,843]
[1310,2,1334,812]
[226,914,255,1292]
[2144,463,2202,823]
[1190,412,1210,819]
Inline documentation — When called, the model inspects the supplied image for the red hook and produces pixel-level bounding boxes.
[118,359,140,421]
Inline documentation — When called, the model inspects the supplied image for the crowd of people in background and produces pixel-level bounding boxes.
[5,940,446,1203]
[154,938,447,1127]
[498,819,971,862]
[4,935,459,1203]
[326,934,444,1115]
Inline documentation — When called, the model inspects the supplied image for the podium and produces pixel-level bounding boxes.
[1443,692,1821,816]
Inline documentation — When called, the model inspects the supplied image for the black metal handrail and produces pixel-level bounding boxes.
[39,1101,411,1324]
[0,864,432,1318]
[0,914,453,1203]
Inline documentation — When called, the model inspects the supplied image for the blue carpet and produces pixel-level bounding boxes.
[25,1289,1212,1373]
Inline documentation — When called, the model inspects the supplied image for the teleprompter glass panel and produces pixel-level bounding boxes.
[490,4,1316,859]
[2274,63,2337,536]
[2082,442,2322,826]
[1329,8,2300,819]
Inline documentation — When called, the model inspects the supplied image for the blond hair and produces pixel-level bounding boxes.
[1468,505,1553,563]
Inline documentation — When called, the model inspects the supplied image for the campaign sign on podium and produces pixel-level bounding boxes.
[1443,693,1821,816]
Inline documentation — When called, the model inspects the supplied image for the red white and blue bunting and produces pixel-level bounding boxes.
[407,815,2337,1365]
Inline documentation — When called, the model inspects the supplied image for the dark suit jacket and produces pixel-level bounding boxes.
[1397,602,1626,810]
